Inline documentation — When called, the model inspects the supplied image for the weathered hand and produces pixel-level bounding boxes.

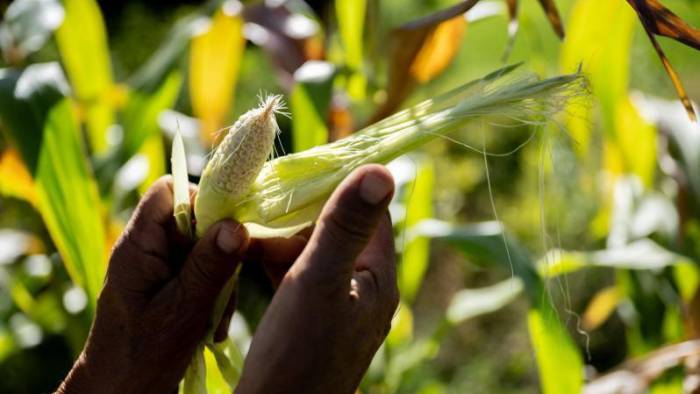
[57,177,249,394]
[236,164,399,394]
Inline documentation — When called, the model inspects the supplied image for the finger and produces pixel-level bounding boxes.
[120,176,177,260]
[298,164,394,285]
[353,214,399,313]
[108,176,189,292]
[214,286,237,342]
[179,220,249,304]
[246,235,308,287]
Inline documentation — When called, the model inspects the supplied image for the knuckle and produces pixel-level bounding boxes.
[187,255,222,291]
[323,210,370,247]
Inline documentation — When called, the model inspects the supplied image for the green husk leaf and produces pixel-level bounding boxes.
[182,343,207,394]
[172,129,193,239]
[233,65,586,229]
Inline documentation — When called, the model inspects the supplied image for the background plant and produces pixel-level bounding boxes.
[0,0,699,393]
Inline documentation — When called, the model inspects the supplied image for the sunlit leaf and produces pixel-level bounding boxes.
[446,277,523,324]
[206,338,242,392]
[172,129,192,239]
[528,308,584,394]
[0,148,37,205]
[0,329,14,363]
[582,286,621,331]
[674,262,700,303]
[625,0,700,121]
[336,0,366,99]
[371,1,473,122]
[0,0,64,64]
[0,63,106,310]
[121,71,183,162]
[290,61,334,152]
[399,157,434,303]
[386,302,413,349]
[539,239,691,278]
[55,0,114,154]
[136,132,166,195]
[190,1,246,144]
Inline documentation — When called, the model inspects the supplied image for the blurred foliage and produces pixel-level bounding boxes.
[1,0,700,393]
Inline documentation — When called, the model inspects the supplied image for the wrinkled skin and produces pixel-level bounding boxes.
[57,164,398,394]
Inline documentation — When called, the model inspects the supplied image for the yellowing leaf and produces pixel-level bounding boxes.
[615,99,656,187]
[582,286,621,331]
[409,17,467,83]
[371,1,475,122]
[55,0,115,154]
[0,64,107,311]
[336,0,367,99]
[190,2,246,144]
[0,148,37,205]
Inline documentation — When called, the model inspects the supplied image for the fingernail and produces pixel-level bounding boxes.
[216,224,242,254]
[359,172,393,205]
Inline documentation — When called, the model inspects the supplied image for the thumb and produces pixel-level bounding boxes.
[179,220,248,303]
[300,164,394,283]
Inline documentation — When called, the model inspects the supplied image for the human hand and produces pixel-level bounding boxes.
[236,164,399,394]
[56,177,249,394]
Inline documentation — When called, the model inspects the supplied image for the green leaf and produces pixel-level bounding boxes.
[538,239,693,278]
[446,277,523,324]
[122,71,183,160]
[129,14,211,93]
[336,0,366,99]
[0,0,65,64]
[55,0,114,154]
[528,308,584,394]
[206,338,243,391]
[0,63,106,310]
[414,219,543,300]
[172,129,192,239]
[414,219,583,393]
[399,157,434,303]
[291,61,334,152]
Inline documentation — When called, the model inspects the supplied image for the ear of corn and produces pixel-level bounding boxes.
[194,94,283,237]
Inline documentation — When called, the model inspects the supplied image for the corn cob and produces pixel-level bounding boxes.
[194,94,283,237]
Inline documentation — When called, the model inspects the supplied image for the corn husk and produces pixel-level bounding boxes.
[233,64,585,236]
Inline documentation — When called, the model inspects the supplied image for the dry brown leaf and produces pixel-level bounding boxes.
[626,0,700,121]
[537,0,565,39]
[329,93,354,141]
[627,0,700,50]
